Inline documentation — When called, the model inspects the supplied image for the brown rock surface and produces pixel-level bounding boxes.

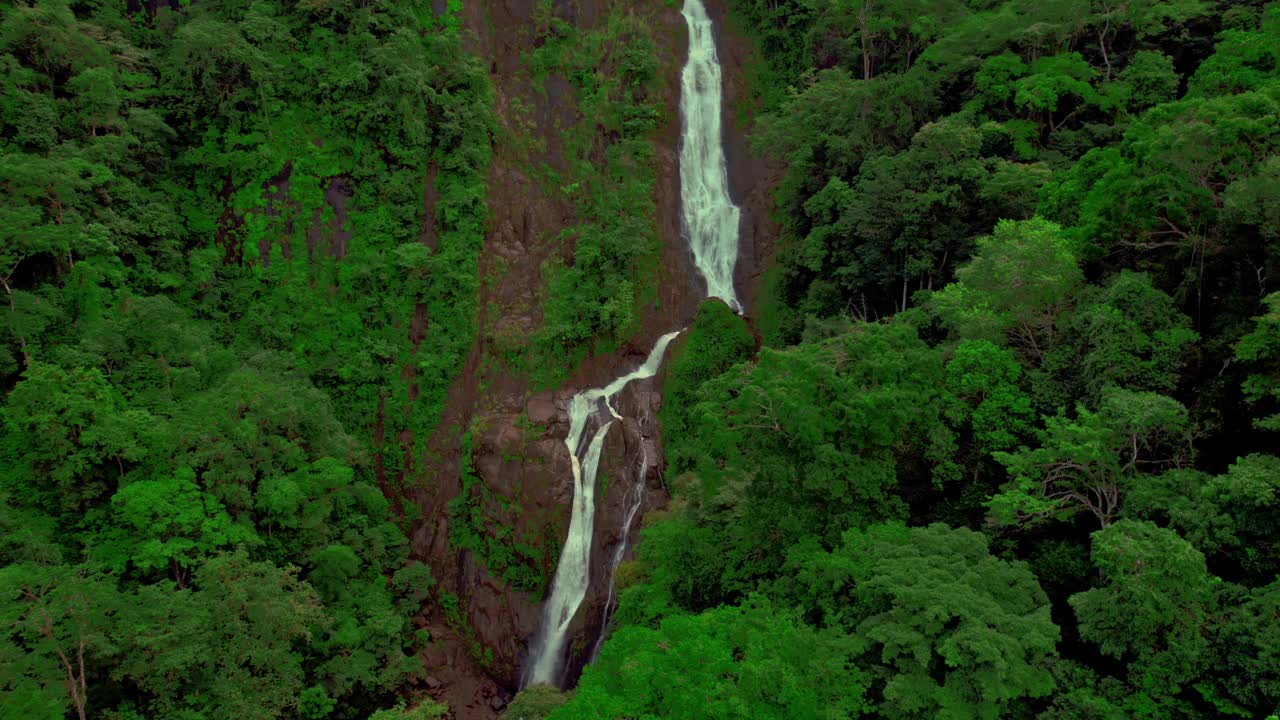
[404,0,779,717]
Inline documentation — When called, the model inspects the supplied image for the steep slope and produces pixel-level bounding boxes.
[406,0,778,715]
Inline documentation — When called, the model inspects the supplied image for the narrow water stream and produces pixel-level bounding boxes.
[521,0,742,688]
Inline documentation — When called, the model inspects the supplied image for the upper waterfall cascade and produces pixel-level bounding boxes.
[522,0,740,688]
[679,0,741,310]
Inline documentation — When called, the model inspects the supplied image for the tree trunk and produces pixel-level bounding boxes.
[859,1,874,81]
[1,275,30,367]
[1097,21,1113,80]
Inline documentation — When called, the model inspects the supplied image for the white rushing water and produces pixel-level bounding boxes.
[680,0,741,311]
[523,333,680,687]
[523,0,741,688]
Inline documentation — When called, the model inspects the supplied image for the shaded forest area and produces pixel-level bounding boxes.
[1,0,490,718]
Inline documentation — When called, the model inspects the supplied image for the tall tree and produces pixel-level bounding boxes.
[933,217,1083,360]
[781,523,1059,719]
[0,563,119,720]
[991,387,1193,528]
[1070,521,1214,710]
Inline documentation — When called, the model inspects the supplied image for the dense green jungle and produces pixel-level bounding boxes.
[1,0,1278,719]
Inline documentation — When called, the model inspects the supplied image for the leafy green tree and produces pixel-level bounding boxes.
[500,684,569,720]
[0,493,61,567]
[933,217,1083,358]
[974,52,1030,115]
[298,686,337,719]
[1236,292,1280,430]
[945,339,1035,452]
[667,320,951,594]
[115,551,326,720]
[1036,659,1129,720]
[661,299,755,471]
[174,355,356,513]
[0,563,120,720]
[1199,454,1280,579]
[101,467,259,586]
[1206,580,1280,717]
[1070,520,1214,708]
[1114,51,1180,112]
[781,524,1059,719]
[1039,271,1197,408]
[1187,4,1280,97]
[1014,53,1105,134]
[815,117,993,312]
[613,513,729,625]
[1056,82,1279,271]
[555,601,867,720]
[1127,453,1280,583]
[1,362,146,514]
[991,387,1193,528]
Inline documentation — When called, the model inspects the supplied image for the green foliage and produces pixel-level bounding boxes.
[1,362,133,514]
[794,116,1000,313]
[1116,51,1180,111]
[448,432,548,595]
[1039,271,1198,408]
[658,319,953,600]
[500,684,570,720]
[1070,521,1213,706]
[299,686,337,720]
[554,601,868,720]
[1015,53,1106,127]
[0,0,487,716]
[104,467,260,584]
[781,524,1060,719]
[1206,581,1280,716]
[660,299,755,468]
[991,387,1193,528]
[594,5,1280,720]
[365,699,448,720]
[522,9,665,375]
[945,339,1035,452]
[5,0,1280,717]
[1046,74,1279,273]
[1130,454,1280,583]
[1236,292,1280,429]
[932,217,1083,355]
[0,562,118,720]
[1187,5,1280,97]
[1201,454,1280,565]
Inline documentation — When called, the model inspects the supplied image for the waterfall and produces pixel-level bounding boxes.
[679,0,741,311]
[523,333,681,687]
[522,0,740,689]
[590,438,648,663]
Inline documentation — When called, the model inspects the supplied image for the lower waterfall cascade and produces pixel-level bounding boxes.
[521,0,744,688]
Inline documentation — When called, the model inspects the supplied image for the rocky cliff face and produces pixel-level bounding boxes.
[405,1,779,716]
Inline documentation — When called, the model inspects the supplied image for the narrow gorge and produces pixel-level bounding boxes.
[521,0,745,689]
